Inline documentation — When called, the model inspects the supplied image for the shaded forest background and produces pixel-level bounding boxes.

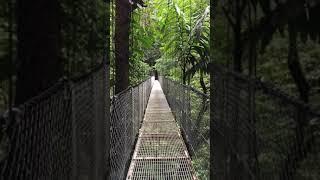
[0,0,106,110]
[0,0,319,179]
[0,0,212,110]
[0,0,319,117]
[212,0,320,107]
[210,1,320,179]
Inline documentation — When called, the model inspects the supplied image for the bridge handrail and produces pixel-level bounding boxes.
[161,76,209,99]
[159,76,210,178]
[210,63,320,116]
[0,64,110,179]
[111,76,153,99]
[0,60,154,179]
[109,77,153,179]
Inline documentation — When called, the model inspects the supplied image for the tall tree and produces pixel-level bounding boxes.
[217,1,320,179]
[114,0,145,93]
[15,0,62,105]
[115,0,130,93]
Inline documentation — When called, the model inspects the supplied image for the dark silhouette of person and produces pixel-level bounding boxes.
[154,69,158,80]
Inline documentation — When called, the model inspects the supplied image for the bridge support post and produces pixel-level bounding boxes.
[71,83,78,180]
[210,64,228,179]
[93,67,108,180]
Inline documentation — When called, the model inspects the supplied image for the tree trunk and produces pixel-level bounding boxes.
[248,3,259,179]
[279,23,310,180]
[210,0,227,180]
[200,71,207,94]
[182,63,187,85]
[288,24,310,103]
[15,0,62,105]
[230,1,242,179]
[233,2,242,73]
[105,0,111,178]
[115,0,130,93]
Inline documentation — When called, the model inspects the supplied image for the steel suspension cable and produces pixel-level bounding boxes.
[8,0,13,119]
[111,0,116,97]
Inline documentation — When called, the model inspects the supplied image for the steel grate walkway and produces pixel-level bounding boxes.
[126,81,197,180]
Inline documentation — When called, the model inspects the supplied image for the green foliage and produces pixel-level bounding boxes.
[128,0,210,91]
[0,0,106,107]
[129,58,151,85]
[0,0,14,112]
[258,32,320,107]
[192,144,209,179]
[216,1,320,179]
[128,1,211,178]
[61,0,105,77]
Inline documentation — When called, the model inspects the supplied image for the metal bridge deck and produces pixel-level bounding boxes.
[126,81,197,180]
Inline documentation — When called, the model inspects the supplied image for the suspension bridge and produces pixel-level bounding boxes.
[0,63,319,180]
[126,81,196,179]
[110,76,209,179]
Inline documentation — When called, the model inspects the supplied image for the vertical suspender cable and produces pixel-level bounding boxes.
[181,0,186,83]
[189,0,191,30]
[92,0,98,68]
[130,1,134,78]
[8,0,13,118]
[111,0,116,97]
[71,1,77,77]
[104,0,111,67]
[176,0,182,82]
[188,0,192,84]
[104,0,111,178]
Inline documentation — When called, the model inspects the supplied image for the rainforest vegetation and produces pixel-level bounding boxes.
[109,0,210,95]
[1,0,318,113]
[211,1,320,179]
[0,0,319,179]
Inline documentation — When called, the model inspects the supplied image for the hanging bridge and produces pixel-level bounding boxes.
[0,63,319,180]
[110,76,209,180]
[126,81,196,179]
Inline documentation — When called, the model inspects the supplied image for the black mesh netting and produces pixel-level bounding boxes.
[110,78,152,179]
[159,76,210,179]
[210,63,320,180]
[0,81,73,179]
[0,65,153,180]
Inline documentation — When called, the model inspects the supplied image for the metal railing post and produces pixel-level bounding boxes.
[93,70,107,180]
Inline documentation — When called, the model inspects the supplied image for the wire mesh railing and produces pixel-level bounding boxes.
[159,76,210,179]
[126,81,197,179]
[0,65,153,180]
[4,61,317,180]
[110,77,153,179]
[210,63,320,180]
[0,64,109,180]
